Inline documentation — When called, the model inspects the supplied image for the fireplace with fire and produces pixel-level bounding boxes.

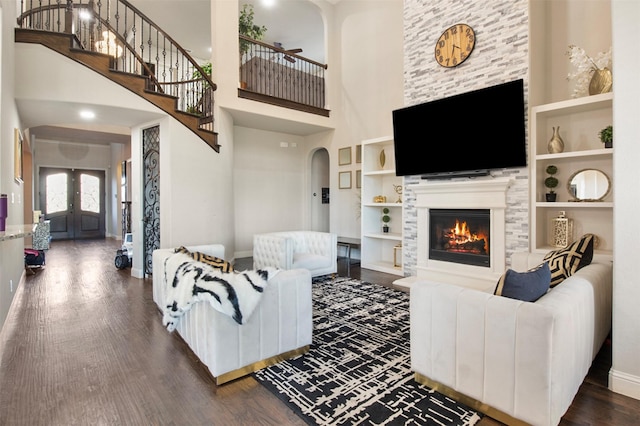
[429,209,490,267]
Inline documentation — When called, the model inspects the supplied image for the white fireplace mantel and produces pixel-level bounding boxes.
[409,177,513,291]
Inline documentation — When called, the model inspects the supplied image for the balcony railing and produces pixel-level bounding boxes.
[17,0,216,131]
[239,35,329,116]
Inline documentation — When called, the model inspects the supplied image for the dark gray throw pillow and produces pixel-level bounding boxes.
[494,262,551,302]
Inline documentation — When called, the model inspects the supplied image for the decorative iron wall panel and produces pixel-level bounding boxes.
[143,125,160,276]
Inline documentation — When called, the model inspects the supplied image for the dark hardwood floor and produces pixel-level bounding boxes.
[0,239,637,425]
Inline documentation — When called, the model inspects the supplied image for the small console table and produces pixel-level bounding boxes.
[337,237,361,277]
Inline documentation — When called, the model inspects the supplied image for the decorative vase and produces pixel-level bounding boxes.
[382,224,389,233]
[547,127,565,154]
[379,149,386,168]
[605,140,612,149]
[551,211,573,248]
[589,68,612,95]
[546,193,557,202]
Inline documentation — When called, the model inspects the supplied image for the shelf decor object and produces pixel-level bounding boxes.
[393,243,402,267]
[544,165,559,202]
[382,208,390,233]
[379,149,386,168]
[551,211,573,248]
[567,169,611,202]
[589,68,613,95]
[566,45,612,98]
[599,125,613,148]
[393,184,403,203]
[548,126,565,153]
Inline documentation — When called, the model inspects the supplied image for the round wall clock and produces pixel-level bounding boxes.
[434,23,476,68]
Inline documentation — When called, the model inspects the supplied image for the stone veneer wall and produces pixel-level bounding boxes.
[401,0,530,277]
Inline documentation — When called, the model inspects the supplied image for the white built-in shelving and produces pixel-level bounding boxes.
[360,136,404,275]
[530,92,613,255]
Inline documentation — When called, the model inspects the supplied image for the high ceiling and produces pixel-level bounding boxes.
[130,0,325,64]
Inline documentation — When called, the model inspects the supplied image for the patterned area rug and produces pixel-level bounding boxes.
[253,276,482,426]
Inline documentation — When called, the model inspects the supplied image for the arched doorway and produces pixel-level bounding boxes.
[310,148,329,232]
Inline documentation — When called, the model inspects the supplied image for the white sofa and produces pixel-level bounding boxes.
[410,251,613,426]
[153,244,313,385]
[253,231,337,278]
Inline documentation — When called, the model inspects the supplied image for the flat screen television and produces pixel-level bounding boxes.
[392,79,526,178]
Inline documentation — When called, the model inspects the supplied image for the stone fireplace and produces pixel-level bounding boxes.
[410,177,513,291]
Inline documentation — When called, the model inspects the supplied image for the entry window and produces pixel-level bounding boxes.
[80,173,100,213]
[45,173,68,214]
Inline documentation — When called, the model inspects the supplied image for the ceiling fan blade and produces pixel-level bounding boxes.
[284,55,296,63]
[286,48,303,54]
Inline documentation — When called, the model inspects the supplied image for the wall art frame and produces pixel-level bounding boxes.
[14,128,23,184]
[339,171,352,189]
[338,147,352,166]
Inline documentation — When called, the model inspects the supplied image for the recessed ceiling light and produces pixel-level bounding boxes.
[80,110,95,120]
[79,10,92,21]
[262,0,276,8]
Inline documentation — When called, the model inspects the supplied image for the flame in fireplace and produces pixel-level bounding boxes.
[444,220,489,253]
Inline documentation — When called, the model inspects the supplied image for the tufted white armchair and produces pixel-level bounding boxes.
[253,231,338,278]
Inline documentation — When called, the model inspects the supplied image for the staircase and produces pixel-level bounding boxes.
[16,0,219,152]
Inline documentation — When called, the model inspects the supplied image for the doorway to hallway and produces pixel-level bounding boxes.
[310,148,330,232]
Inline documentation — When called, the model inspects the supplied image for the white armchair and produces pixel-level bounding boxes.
[153,244,313,385]
[253,231,338,278]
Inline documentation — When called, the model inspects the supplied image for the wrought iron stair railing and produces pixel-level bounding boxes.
[239,35,329,116]
[17,0,218,150]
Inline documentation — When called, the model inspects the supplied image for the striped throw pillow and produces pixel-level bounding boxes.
[174,246,234,273]
[543,234,594,287]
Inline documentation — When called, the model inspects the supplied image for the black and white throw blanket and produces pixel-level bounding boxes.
[162,252,278,331]
[253,276,482,426]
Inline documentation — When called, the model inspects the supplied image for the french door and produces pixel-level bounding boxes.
[39,168,106,240]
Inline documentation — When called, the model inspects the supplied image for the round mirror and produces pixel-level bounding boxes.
[567,169,611,202]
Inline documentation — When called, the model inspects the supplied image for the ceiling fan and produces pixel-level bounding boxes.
[274,42,303,63]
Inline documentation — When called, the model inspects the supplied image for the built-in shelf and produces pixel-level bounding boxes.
[530,93,613,253]
[360,136,404,276]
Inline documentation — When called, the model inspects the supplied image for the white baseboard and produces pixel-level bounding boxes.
[131,267,145,279]
[609,368,640,400]
[234,250,252,259]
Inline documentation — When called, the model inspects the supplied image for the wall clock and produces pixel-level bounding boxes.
[434,23,476,68]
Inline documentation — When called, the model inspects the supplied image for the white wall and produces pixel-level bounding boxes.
[325,0,405,239]
[233,126,306,258]
[212,0,404,245]
[0,0,26,331]
[110,143,128,240]
[610,0,640,401]
[530,0,613,107]
[140,116,236,256]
